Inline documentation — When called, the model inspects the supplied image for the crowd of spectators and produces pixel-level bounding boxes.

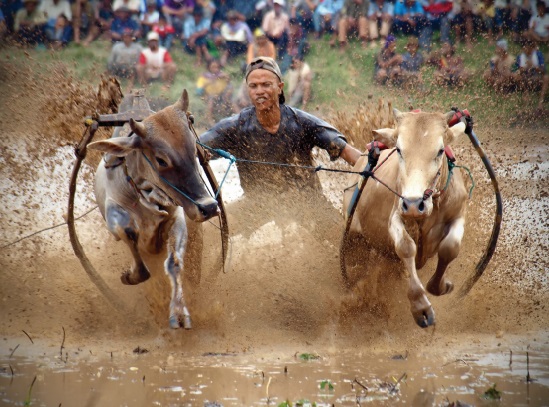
[1,0,547,112]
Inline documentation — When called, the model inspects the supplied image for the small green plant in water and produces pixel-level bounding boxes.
[319,380,334,391]
[483,383,502,400]
[299,353,321,361]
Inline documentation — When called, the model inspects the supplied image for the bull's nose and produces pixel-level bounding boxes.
[198,198,219,220]
[401,197,426,217]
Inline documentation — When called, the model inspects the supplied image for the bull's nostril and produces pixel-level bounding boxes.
[418,201,425,212]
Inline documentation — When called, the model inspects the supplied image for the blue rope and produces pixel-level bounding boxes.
[443,161,475,199]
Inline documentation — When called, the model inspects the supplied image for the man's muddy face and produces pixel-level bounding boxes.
[247,69,283,112]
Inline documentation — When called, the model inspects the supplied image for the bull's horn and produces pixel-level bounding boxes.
[445,111,456,124]
[176,89,189,112]
[393,108,405,124]
[129,118,147,138]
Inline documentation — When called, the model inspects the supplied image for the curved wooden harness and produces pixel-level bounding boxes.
[67,91,230,310]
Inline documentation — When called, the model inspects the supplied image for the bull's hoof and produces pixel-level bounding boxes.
[414,309,435,328]
[169,314,192,329]
[120,266,151,285]
[426,279,454,296]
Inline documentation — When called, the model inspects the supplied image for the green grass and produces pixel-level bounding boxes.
[1,34,547,128]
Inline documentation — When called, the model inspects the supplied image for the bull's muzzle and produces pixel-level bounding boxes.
[196,197,220,221]
[401,197,428,218]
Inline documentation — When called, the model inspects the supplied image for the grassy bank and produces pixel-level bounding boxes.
[1,34,547,130]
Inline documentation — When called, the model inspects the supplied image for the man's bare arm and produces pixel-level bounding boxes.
[340,144,362,166]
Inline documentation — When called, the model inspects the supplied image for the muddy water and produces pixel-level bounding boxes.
[2,342,549,406]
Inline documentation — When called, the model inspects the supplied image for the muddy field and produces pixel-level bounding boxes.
[0,56,548,406]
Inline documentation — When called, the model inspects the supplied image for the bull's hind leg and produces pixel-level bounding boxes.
[427,217,465,296]
[164,213,192,329]
[105,200,151,285]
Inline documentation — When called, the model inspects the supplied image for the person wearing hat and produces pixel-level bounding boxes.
[110,4,141,42]
[219,9,254,66]
[182,5,211,66]
[261,0,290,57]
[201,56,360,194]
[14,0,47,45]
[107,27,143,89]
[136,31,177,90]
[246,27,276,64]
[483,39,516,92]
[199,56,361,248]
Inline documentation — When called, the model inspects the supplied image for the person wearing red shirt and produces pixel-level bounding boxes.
[136,31,177,90]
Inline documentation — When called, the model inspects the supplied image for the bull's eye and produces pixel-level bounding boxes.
[396,147,402,156]
[437,148,445,158]
[156,157,168,168]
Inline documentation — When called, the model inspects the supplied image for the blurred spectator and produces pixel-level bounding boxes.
[421,0,452,52]
[82,0,114,46]
[287,16,309,60]
[140,0,160,37]
[183,5,211,66]
[432,41,470,86]
[46,13,72,48]
[262,0,290,58]
[234,0,264,30]
[477,0,496,43]
[113,0,141,17]
[197,0,216,21]
[247,27,276,64]
[393,0,428,48]
[153,13,176,49]
[14,0,47,46]
[196,59,234,125]
[137,31,177,90]
[110,6,141,42]
[1,0,22,33]
[313,0,344,40]
[401,35,424,87]
[72,0,94,44]
[0,9,8,41]
[528,0,549,42]
[368,0,394,47]
[219,9,253,66]
[338,0,369,49]
[483,38,516,92]
[162,0,195,36]
[509,0,532,43]
[39,0,72,42]
[286,55,313,108]
[107,28,143,89]
[290,0,317,34]
[374,35,403,84]
[511,37,546,90]
[493,0,508,39]
[449,0,478,47]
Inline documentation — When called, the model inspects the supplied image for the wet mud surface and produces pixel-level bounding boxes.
[0,57,548,406]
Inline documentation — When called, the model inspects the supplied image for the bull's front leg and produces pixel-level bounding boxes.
[389,212,435,328]
[426,217,465,296]
[105,199,151,285]
[164,210,192,329]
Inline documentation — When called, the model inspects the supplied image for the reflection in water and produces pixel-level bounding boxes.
[1,346,548,406]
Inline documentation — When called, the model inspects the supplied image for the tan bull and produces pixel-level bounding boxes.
[343,110,468,328]
[88,90,219,329]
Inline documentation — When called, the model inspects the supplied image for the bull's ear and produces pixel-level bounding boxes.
[445,121,466,146]
[393,108,405,125]
[88,134,143,156]
[175,89,189,112]
[372,128,396,147]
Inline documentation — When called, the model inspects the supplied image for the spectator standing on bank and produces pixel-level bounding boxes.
[509,0,532,43]
[137,31,177,90]
[14,0,47,46]
[368,0,394,48]
[393,0,428,46]
[528,0,549,42]
[219,9,253,66]
[262,0,291,60]
[107,28,143,89]
[110,6,141,42]
[72,0,94,44]
[140,0,159,37]
[162,0,195,37]
[290,0,317,34]
[182,5,211,66]
[153,13,176,49]
[82,0,113,46]
[483,38,516,92]
[313,0,344,41]
[338,0,369,49]
[421,0,452,52]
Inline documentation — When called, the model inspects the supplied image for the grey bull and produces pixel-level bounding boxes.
[88,90,219,329]
[343,110,469,328]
